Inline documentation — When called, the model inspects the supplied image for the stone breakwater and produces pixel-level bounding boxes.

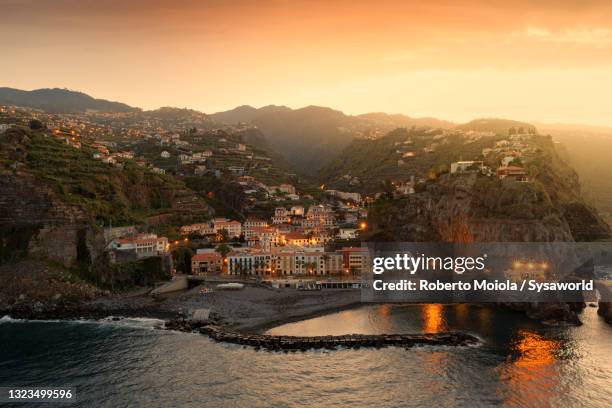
[165,321,480,351]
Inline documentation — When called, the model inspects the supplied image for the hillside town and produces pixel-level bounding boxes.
[0,103,591,288]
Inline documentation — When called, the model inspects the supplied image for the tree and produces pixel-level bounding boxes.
[215,243,231,258]
[219,228,229,242]
[29,119,44,130]
[509,157,523,167]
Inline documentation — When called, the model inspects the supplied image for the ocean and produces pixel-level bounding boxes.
[1,304,611,407]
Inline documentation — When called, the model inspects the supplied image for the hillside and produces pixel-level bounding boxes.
[319,127,505,192]
[456,118,536,134]
[365,132,610,242]
[1,128,212,226]
[0,88,138,113]
[357,112,454,129]
[211,105,456,174]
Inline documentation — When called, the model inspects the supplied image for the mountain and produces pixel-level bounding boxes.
[211,105,455,174]
[356,112,454,129]
[211,105,355,174]
[209,105,261,124]
[456,118,536,134]
[0,87,138,113]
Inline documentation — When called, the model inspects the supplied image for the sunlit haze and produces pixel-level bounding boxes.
[2,0,612,125]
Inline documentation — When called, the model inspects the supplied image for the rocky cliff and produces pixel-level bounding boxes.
[367,135,609,243]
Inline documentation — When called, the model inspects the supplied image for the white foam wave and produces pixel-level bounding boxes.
[0,315,165,330]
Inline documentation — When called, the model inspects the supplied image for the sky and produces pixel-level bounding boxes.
[1,0,612,126]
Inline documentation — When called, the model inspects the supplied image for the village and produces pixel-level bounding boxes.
[0,104,546,288]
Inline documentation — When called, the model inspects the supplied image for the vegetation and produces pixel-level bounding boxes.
[1,128,211,226]
[318,128,505,192]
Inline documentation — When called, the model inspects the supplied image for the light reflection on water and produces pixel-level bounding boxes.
[267,304,612,407]
[0,306,610,407]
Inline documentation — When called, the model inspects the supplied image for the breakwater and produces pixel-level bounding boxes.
[165,320,480,351]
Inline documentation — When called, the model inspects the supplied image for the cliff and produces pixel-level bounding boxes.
[367,135,609,243]
[0,127,214,269]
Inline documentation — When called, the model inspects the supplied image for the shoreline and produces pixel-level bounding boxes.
[1,280,598,338]
[0,284,364,333]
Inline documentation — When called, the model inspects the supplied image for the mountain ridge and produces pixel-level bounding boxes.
[0,87,139,114]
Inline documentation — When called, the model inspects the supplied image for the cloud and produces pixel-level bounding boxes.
[523,26,612,46]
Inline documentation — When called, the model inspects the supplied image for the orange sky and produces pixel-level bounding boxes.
[2,0,612,125]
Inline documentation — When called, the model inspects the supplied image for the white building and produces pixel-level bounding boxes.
[111,233,169,258]
[450,161,483,174]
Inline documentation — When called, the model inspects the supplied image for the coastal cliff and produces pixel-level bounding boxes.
[365,133,610,325]
[367,135,610,243]
[0,127,214,308]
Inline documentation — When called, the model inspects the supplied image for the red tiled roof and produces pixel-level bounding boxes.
[192,253,221,262]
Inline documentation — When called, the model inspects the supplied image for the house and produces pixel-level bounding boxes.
[248,226,279,250]
[91,144,110,155]
[282,232,309,246]
[340,247,371,276]
[181,222,215,236]
[278,184,296,194]
[115,151,134,159]
[191,252,222,275]
[227,166,245,176]
[337,228,358,240]
[111,233,169,258]
[497,166,529,182]
[394,181,414,196]
[286,193,300,201]
[179,154,193,164]
[243,218,268,239]
[160,151,171,158]
[272,207,291,224]
[324,252,344,275]
[192,151,209,161]
[273,250,326,276]
[228,251,275,276]
[213,220,242,238]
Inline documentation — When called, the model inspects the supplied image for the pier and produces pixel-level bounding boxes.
[165,321,479,351]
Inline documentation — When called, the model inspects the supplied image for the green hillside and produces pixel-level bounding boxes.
[318,128,506,192]
[0,127,213,226]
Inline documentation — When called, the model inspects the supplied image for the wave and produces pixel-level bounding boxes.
[0,315,166,330]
